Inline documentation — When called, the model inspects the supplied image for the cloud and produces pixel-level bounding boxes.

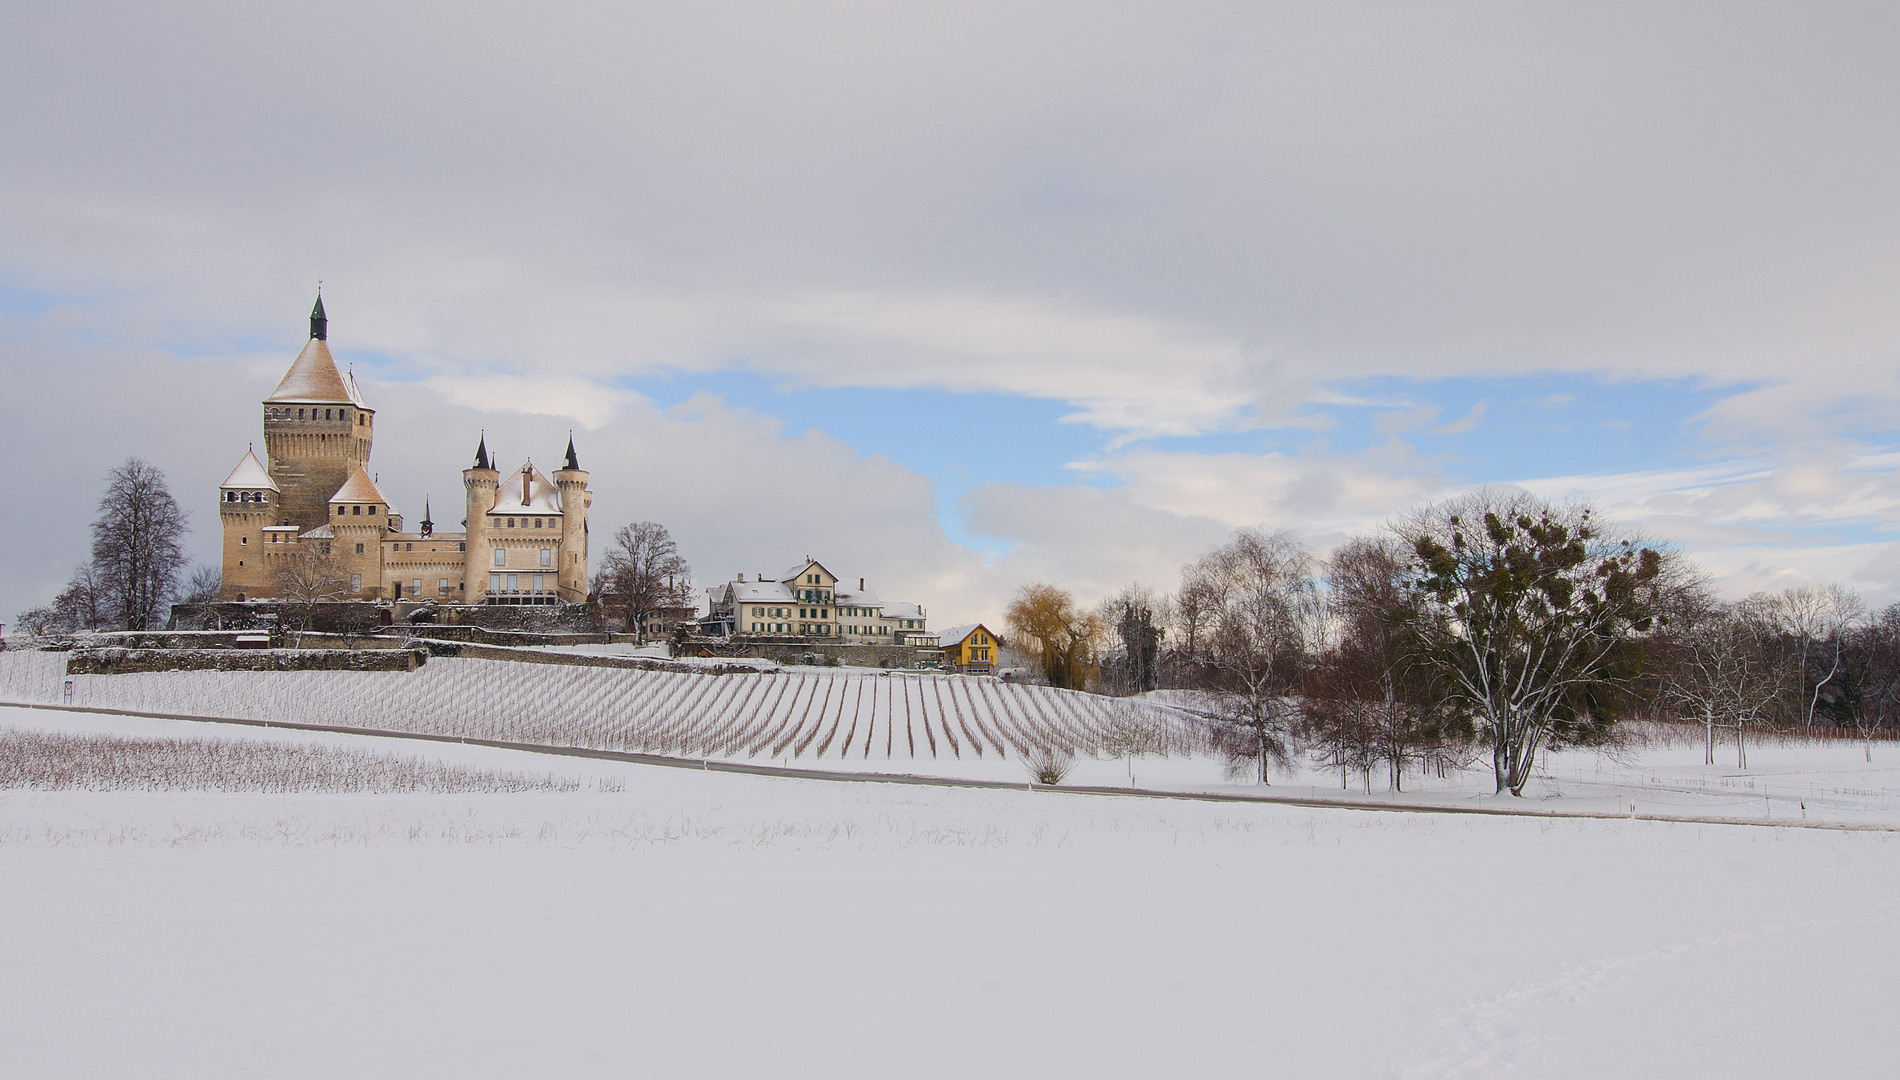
[9,2,1900,622]
[1376,405,1440,434]
[1433,400,1490,436]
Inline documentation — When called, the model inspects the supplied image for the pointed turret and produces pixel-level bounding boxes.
[420,497,434,538]
[563,435,580,472]
[473,433,490,470]
[310,293,328,340]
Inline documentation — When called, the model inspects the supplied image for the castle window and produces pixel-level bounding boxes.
[298,408,306,419]
[369,506,377,515]
[336,506,344,516]
[412,578,421,593]
[240,536,247,545]
[458,542,465,552]
[352,505,361,515]
[439,578,448,592]
[226,491,236,502]
[351,574,361,591]
[507,518,516,528]
[539,548,551,566]
[494,549,505,566]
[533,518,542,528]
[355,543,364,555]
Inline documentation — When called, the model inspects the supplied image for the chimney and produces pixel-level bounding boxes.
[522,468,531,504]
[859,578,864,591]
[737,573,745,583]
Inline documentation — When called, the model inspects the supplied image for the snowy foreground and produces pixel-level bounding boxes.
[3,704,1896,1079]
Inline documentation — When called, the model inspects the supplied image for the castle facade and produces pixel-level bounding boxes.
[218,297,591,606]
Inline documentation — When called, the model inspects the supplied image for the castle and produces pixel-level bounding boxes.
[218,297,592,606]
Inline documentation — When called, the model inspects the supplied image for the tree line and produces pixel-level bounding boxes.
[1008,487,1900,797]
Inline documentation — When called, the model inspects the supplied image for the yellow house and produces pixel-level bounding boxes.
[936,623,1000,674]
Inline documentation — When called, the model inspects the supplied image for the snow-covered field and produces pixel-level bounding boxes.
[8,649,1900,824]
[2,701,1896,1079]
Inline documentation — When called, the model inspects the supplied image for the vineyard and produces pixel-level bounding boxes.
[0,651,1201,770]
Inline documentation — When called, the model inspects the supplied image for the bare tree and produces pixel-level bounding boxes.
[1178,528,1324,784]
[1654,588,1792,769]
[179,565,222,605]
[274,542,347,645]
[1311,535,1467,792]
[1762,584,1866,728]
[15,565,111,636]
[90,458,191,630]
[595,522,692,641]
[1391,490,1676,796]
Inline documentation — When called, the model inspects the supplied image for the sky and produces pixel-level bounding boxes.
[5,1,1900,628]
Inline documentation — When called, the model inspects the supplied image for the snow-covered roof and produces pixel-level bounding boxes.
[342,369,369,409]
[330,467,393,508]
[262,524,301,532]
[219,448,278,492]
[779,559,840,584]
[730,580,795,603]
[884,601,924,620]
[834,584,882,608]
[264,338,358,405]
[300,524,335,539]
[488,463,564,515]
[937,623,984,647]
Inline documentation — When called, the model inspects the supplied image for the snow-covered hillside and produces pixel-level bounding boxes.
[0,703,1894,1080]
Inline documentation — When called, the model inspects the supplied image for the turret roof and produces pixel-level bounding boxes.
[265,338,359,405]
[330,466,393,508]
[489,462,564,515]
[219,448,278,491]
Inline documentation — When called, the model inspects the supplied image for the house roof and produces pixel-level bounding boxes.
[488,462,564,515]
[300,524,335,539]
[936,623,988,647]
[834,584,882,608]
[730,579,795,603]
[264,338,358,405]
[219,448,278,491]
[779,559,838,584]
[330,467,393,508]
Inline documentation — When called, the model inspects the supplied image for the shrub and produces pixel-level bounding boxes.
[1022,745,1076,785]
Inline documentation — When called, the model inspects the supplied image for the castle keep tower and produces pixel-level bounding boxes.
[262,296,374,532]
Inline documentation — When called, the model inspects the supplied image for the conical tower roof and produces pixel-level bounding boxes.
[220,447,279,491]
[330,466,393,509]
[266,338,356,404]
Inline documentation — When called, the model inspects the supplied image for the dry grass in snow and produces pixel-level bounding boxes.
[0,727,578,794]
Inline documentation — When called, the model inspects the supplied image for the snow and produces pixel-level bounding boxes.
[327,466,392,508]
[218,447,278,492]
[263,338,355,404]
[1,701,1894,1079]
[485,462,565,514]
[10,650,1900,823]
